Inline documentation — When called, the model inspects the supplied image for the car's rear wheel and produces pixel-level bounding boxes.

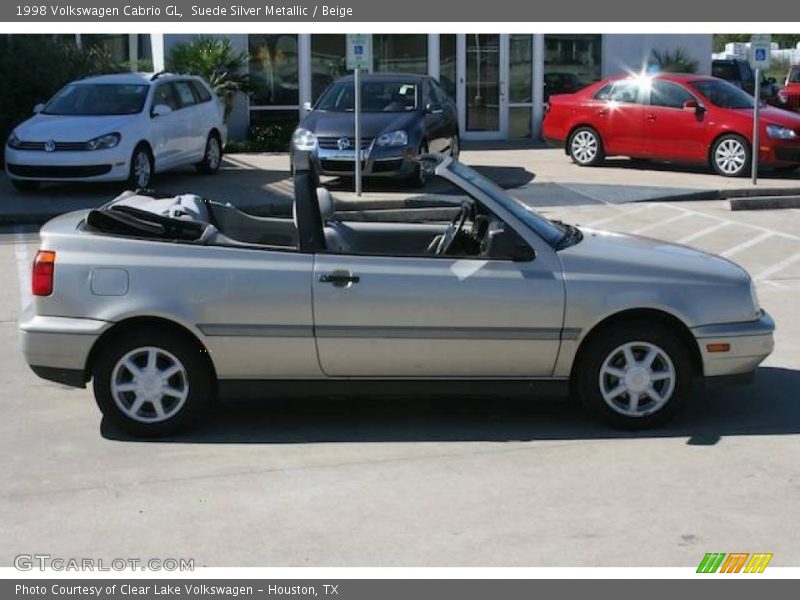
[711,134,750,177]
[196,133,222,175]
[10,179,40,192]
[128,144,153,189]
[575,320,692,429]
[93,329,213,437]
[568,127,605,167]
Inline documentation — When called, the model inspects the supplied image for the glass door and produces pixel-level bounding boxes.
[459,34,507,139]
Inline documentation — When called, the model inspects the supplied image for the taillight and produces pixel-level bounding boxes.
[32,250,55,296]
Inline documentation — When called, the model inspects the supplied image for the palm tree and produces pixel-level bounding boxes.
[166,36,250,119]
[650,48,699,74]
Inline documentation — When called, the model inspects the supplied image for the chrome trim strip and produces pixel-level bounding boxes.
[198,324,314,338]
[691,311,775,338]
[199,324,581,341]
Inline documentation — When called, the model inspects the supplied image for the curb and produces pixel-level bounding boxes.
[631,186,800,203]
[730,195,800,211]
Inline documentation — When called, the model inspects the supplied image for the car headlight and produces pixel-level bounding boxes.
[376,130,408,147]
[765,124,797,140]
[749,279,761,312]
[85,133,120,150]
[292,128,317,151]
[6,132,21,149]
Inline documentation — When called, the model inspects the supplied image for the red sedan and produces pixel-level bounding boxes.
[543,73,800,177]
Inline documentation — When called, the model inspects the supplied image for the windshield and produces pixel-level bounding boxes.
[316,80,419,112]
[689,79,754,109]
[789,69,800,84]
[447,161,569,247]
[43,83,149,116]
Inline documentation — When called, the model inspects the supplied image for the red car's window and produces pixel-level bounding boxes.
[649,81,697,109]
[594,80,642,104]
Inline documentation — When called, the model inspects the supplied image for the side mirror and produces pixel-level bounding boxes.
[302,101,312,111]
[33,103,45,114]
[151,104,172,118]
[683,99,705,113]
[425,103,443,114]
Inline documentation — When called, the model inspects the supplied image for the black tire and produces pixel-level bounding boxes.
[575,320,693,429]
[195,132,223,175]
[568,126,605,167]
[128,144,154,190]
[92,329,213,437]
[711,134,751,177]
[10,179,40,192]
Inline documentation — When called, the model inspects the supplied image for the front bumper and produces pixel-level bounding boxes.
[692,310,775,378]
[759,138,800,165]
[20,311,112,387]
[4,146,130,182]
[309,144,417,178]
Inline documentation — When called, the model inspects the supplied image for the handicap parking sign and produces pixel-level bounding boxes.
[755,48,767,61]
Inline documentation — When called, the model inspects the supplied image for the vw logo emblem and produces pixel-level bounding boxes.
[336,137,350,151]
[44,140,56,152]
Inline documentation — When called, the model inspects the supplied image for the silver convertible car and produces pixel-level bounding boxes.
[20,156,774,436]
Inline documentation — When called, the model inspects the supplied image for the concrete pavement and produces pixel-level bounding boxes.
[3,147,800,224]
[1,198,799,567]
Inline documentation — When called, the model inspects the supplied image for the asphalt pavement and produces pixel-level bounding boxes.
[1,192,799,567]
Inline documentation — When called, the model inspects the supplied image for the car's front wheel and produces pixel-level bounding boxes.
[568,126,605,167]
[196,133,222,175]
[128,145,153,189]
[711,134,751,177]
[575,320,692,429]
[93,329,213,437]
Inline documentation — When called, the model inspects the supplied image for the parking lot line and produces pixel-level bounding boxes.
[583,204,670,228]
[13,227,31,310]
[676,221,732,244]
[631,211,692,234]
[721,231,775,258]
[755,252,800,281]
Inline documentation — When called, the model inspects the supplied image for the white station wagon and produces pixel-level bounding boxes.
[5,72,227,191]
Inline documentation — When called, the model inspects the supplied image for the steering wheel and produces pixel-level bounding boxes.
[435,202,471,256]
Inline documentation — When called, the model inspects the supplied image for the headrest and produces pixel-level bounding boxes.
[316,187,335,221]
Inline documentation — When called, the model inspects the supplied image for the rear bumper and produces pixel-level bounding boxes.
[692,311,775,378]
[19,311,111,387]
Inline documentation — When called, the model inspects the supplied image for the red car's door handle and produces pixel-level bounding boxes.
[646,114,657,121]
[597,109,608,117]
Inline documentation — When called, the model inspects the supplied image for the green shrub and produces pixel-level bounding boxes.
[0,35,128,164]
[226,122,295,153]
[650,48,699,74]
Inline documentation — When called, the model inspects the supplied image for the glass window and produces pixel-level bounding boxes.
[43,83,149,116]
[509,35,532,104]
[248,34,299,106]
[173,81,197,108]
[439,34,457,100]
[311,34,347,102]
[509,106,532,138]
[544,34,601,101]
[466,34,501,131]
[650,80,695,109]
[316,79,419,112]
[153,83,180,111]
[190,80,212,103]
[373,35,428,75]
[595,80,642,104]
[689,79,754,109]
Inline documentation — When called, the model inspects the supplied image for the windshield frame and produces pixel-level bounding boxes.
[315,80,421,113]
[441,160,570,248]
[42,82,150,116]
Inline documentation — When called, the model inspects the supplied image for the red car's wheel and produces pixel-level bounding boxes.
[568,127,605,167]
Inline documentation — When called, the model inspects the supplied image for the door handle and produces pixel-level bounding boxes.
[320,271,360,287]
[646,114,657,121]
[597,109,608,117]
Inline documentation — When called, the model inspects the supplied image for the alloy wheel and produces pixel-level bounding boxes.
[110,346,189,423]
[598,341,676,417]
[206,137,221,170]
[571,130,599,164]
[133,151,152,188]
[714,138,747,175]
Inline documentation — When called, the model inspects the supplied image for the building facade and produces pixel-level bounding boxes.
[63,33,714,141]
